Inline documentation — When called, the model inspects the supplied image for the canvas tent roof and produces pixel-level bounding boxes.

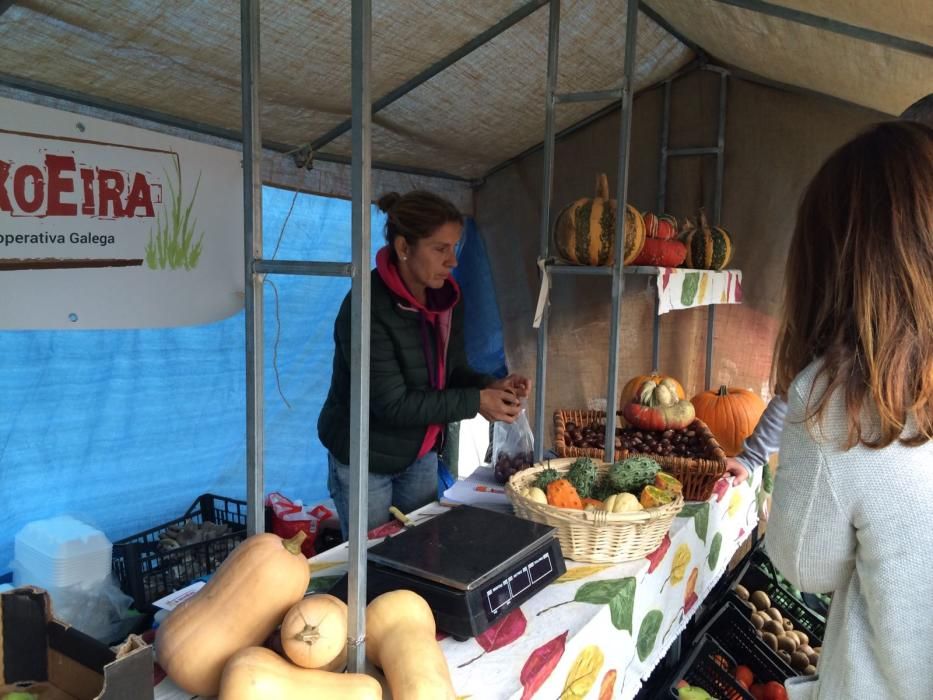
[0,0,930,182]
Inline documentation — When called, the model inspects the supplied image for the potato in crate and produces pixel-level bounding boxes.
[111,494,247,611]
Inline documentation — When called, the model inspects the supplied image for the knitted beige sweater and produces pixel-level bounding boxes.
[766,361,933,700]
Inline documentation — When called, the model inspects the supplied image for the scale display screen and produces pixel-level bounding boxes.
[482,549,556,617]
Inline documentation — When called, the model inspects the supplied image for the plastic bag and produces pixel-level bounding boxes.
[491,405,535,484]
[264,492,334,558]
[49,574,136,643]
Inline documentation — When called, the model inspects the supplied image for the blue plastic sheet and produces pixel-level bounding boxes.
[0,188,505,571]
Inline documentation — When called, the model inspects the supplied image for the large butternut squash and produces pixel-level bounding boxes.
[156,532,311,697]
[366,590,456,700]
[218,646,382,700]
[280,593,348,671]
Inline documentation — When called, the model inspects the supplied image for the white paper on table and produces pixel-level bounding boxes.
[442,466,510,509]
[153,580,205,610]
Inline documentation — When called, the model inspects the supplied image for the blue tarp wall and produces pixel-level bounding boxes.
[0,187,506,571]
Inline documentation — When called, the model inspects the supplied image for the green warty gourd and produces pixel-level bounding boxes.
[533,467,561,492]
[566,457,599,499]
[607,456,660,494]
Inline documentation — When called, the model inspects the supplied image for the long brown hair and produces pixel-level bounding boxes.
[773,121,933,449]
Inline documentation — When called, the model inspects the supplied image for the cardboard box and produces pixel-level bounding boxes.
[0,587,153,700]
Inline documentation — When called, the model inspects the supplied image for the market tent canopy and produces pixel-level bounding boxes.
[3,0,925,184]
[646,0,932,118]
[0,0,689,180]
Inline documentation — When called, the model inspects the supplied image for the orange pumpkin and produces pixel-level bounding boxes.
[690,385,766,457]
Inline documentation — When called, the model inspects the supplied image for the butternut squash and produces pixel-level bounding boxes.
[366,590,456,700]
[280,594,348,671]
[155,532,311,697]
[218,646,382,700]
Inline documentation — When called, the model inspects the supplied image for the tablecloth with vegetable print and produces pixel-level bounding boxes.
[656,268,743,315]
[152,469,765,700]
[306,471,760,700]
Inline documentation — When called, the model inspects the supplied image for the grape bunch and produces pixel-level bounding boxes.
[493,451,535,484]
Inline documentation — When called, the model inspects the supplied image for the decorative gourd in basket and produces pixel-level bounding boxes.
[506,457,684,563]
[553,173,646,266]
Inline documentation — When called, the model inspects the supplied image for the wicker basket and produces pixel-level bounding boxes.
[505,458,683,563]
[554,409,727,502]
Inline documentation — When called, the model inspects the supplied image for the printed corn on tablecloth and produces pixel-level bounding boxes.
[153,470,763,700]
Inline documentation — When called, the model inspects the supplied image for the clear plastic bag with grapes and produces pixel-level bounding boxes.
[491,403,535,484]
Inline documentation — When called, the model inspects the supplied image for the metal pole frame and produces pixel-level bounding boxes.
[347,0,372,674]
[603,0,639,461]
[239,0,372,674]
[313,0,548,152]
[710,0,933,58]
[533,0,561,463]
[705,70,728,390]
[241,0,264,537]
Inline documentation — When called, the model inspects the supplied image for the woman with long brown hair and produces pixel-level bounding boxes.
[767,120,933,698]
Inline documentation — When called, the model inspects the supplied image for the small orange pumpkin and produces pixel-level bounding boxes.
[691,385,766,457]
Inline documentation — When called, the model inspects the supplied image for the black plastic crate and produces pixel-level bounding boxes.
[668,635,754,699]
[112,494,247,611]
[739,549,826,645]
[699,601,797,679]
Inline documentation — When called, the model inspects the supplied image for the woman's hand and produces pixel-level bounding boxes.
[479,388,521,423]
[489,374,533,399]
[724,457,749,484]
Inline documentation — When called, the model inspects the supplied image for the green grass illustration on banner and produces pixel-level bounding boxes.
[146,158,205,270]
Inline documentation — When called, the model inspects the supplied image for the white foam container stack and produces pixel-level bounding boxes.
[12,515,113,590]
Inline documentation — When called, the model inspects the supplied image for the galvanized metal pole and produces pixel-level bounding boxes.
[657,79,671,214]
[533,0,561,463]
[706,71,728,390]
[713,72,728,226]
[652,290,661,370]
[241,0,264,536]
[604,0,639,461]
[347,0,372,674]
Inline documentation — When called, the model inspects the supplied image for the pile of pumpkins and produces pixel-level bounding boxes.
[553,172,733,271]
[621,372,767,458]
[156,531,456,700]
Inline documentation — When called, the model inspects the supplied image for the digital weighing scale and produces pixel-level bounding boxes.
[329,505,566,640]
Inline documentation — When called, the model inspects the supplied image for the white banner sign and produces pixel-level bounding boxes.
[0,97,245,329]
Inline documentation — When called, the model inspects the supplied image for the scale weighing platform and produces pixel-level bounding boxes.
[330,505,566,640]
